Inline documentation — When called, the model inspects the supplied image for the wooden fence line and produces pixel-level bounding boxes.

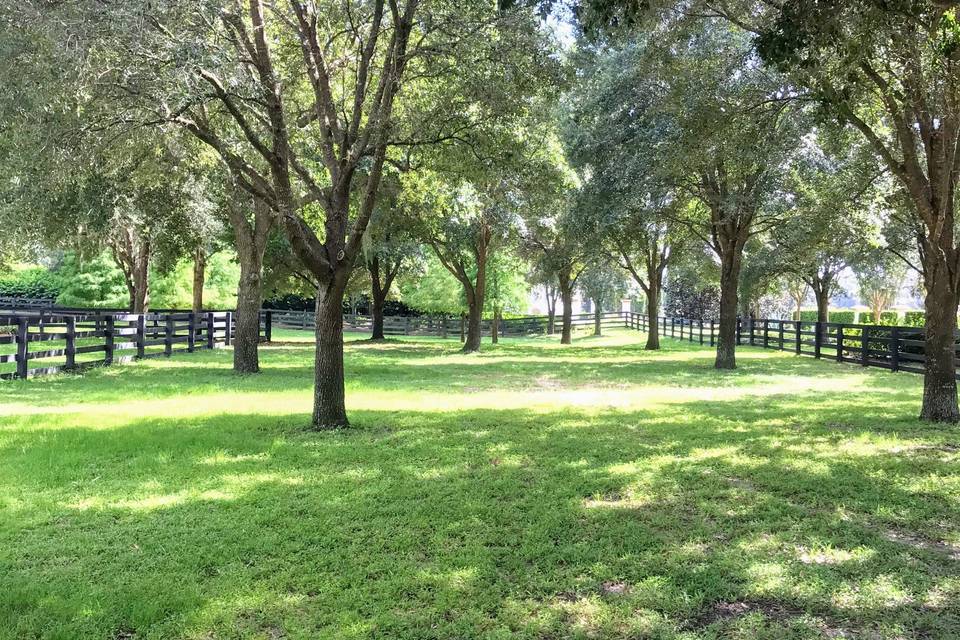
[625,312,940,377]
[0,310,253,380]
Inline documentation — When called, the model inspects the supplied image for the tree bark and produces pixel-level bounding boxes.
[491,309,500,344]
[645,282,660,350]
[559,285,574,344]
[313,281,349,429]
[227,195,273,374]
[715,252,742,369]
[545,284,558,335]
[192,246,206,314]
[233,258,263,374]
[464,297,483,352]
[371,295,385,340]
[460,313,466,343]
[593,299,602,336]
[920,253,960,421]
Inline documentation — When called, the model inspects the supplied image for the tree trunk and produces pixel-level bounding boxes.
[560,285,573,345]
[233,258,263,374]
[464,299,482,352]
[460,313,466,343]
[227,197,272,374]
[593,299,601,336]
[491,309,500,344]
[920,257,960,422]
[715,252,742,369]
[192,246,206,314]
[313,282,348,429]
[645,283,660,350]
[371,295,385,340]
[462,249,487,353]
[547,310,556,335]
[814,287,829,324]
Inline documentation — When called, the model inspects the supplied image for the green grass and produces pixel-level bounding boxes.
[2,328,959,639]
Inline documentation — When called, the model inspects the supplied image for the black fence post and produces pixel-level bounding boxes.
[165,314,174,357]
[16,316,28,379]
[205,312,214,349]
[65,316,76,369]
[763,319,769,349]
[814,321,822,359]
[699,320,703,345]
[749,318,755,346]
[710,320,715,347]
[265,310,273,343]
[836,326,844,363]
[861,326,870,366]
[225,312,232,346]
[104,315,115,365]
[891,327,900,372]
[188,312,196,352]
[778,321,784,351]
[795,321,801,355]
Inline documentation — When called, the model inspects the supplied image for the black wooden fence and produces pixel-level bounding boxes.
[0,310,257,380]
[626,312,934,376]
[267,309,627,337]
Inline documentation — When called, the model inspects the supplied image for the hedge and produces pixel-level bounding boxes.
[0,267,61,300]
[903,311,925,327]
[828,310,855,324]
[858,311,899,325]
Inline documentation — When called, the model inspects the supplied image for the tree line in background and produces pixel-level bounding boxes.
[1,1,958,424]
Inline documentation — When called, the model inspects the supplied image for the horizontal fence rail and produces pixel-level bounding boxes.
[624,312,940,378]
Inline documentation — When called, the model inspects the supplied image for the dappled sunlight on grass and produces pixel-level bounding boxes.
[1,329,958,638]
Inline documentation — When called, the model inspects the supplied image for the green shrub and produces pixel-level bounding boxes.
[829,310,855,324]
[0,267,61,300]
[798,310,819,322]
[859,311,899,325]
[55,252,128,308]
[904,311,925,327]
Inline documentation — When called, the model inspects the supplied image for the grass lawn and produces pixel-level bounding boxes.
[2,328,959,639]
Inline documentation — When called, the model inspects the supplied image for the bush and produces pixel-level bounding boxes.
[798,310,819,322]
[859,311,899,325]
[829,310,856,324]
[0,267,61,300]
[904,311,925,327]
[54,252,128,308]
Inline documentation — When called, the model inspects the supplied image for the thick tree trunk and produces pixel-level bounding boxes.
[920,258,960,422]
[645,284,660,350]
[462,250,487,353]
[560,286,573,345]
[464,299,482,352]
[460,313,466,343]
[227,197,272,374]
[593,300,601,336]
[715,253,742,370]
[233,259,263,374]
[491,310,500,344]
[313,282,348,429]
[814,287,829,324]
[371,295,386,340]
[192,247,206,314]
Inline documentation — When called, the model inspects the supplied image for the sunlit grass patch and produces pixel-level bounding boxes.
[1,329,957,639]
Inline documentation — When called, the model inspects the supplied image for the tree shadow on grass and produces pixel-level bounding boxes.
[3,396,959,639]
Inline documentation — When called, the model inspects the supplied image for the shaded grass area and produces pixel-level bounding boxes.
[2,329,960,639]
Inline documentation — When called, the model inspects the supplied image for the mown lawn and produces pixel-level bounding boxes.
[2,328,959,639]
